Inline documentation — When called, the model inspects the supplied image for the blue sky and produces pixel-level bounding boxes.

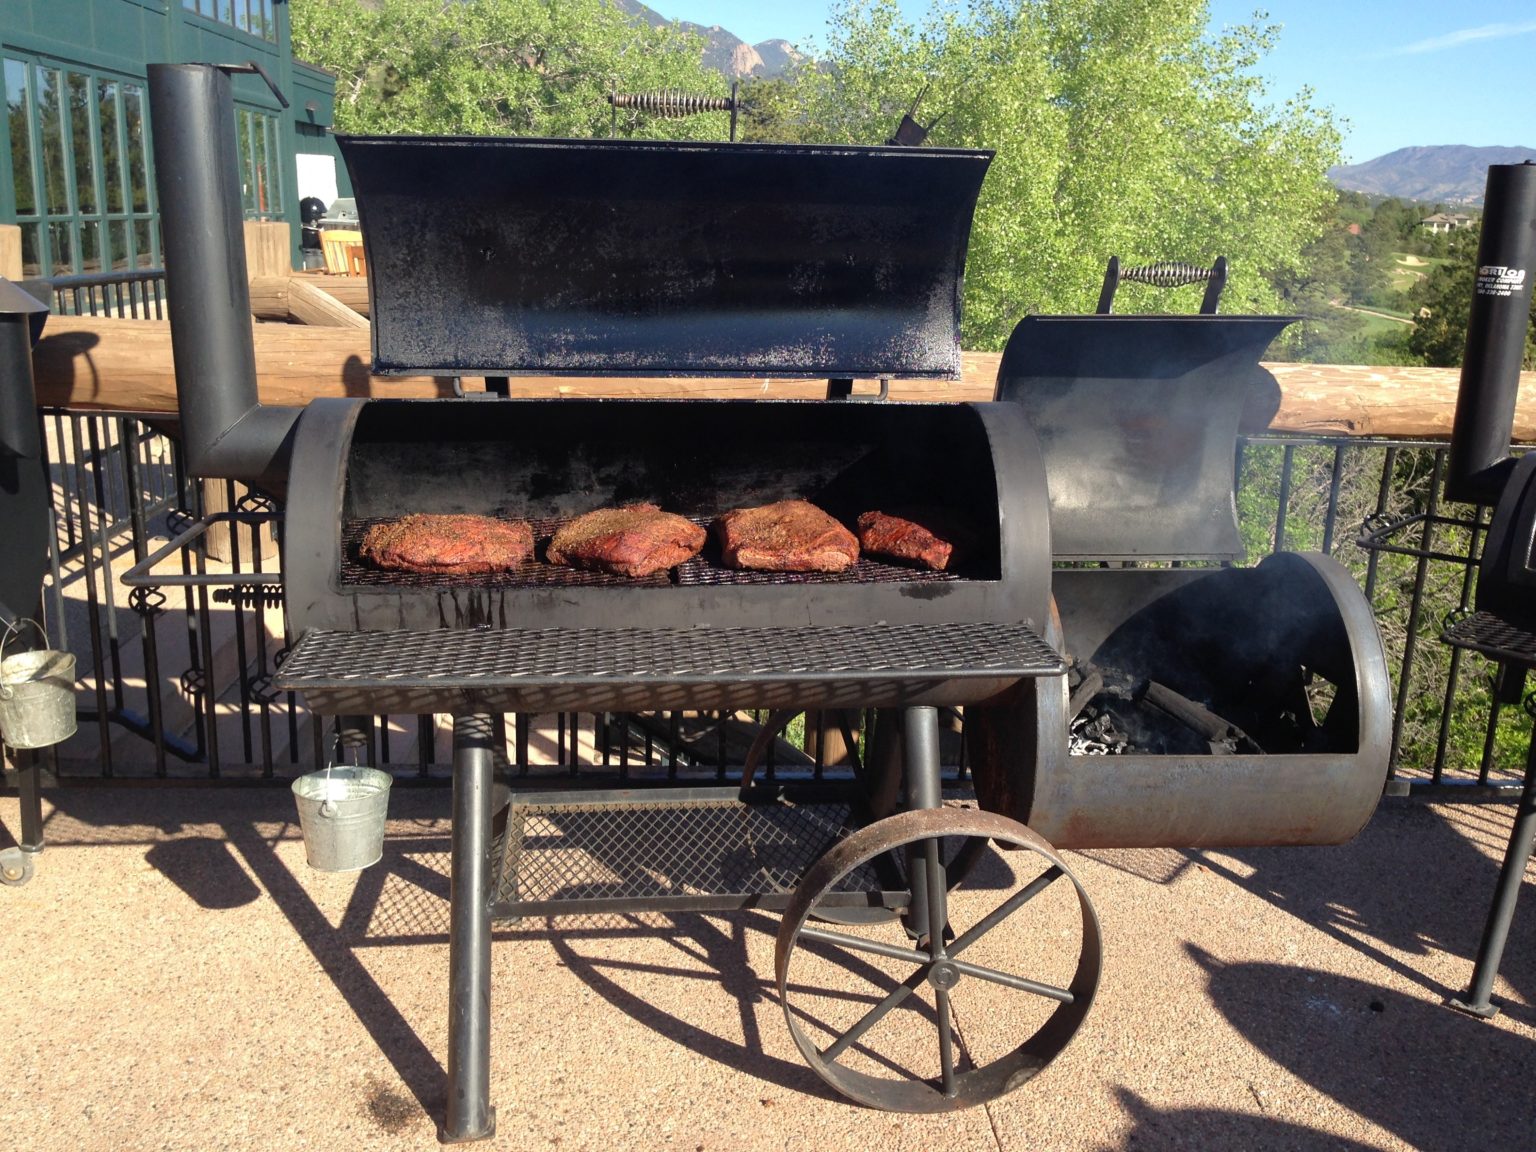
[649,1,1536,163]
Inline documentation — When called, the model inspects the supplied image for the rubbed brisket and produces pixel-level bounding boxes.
[546,504,707,578]
[358,514,535,575]
[713,499,860,572]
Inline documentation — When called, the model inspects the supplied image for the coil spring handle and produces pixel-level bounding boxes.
[609,82,740,141]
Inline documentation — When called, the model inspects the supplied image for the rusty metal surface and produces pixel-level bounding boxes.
[967,554,1391,849]
[993,314,1294,561]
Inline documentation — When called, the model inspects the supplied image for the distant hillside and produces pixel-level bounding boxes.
[612,0,805,78]
[1329,145,1535,205]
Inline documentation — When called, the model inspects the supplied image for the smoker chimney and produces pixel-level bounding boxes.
[1445,162,1536,505]
[146,64,300,492]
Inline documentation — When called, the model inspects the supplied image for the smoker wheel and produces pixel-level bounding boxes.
[774,808,1100,1111]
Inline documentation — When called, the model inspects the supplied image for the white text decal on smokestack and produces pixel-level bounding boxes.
[1476,265,1528,298]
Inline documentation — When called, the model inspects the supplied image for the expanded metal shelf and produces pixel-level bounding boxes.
[492,787,889,918]
[1443,611,1536,669]
[273,620,1062,714]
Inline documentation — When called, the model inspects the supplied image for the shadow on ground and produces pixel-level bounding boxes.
[1192,953,1536,1152]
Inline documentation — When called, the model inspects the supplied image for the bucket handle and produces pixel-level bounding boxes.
[318,729,363,818]
[0,617,49,699]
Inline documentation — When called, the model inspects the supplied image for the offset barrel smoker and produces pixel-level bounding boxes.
[144,64,1094,1143]
[968,315,1393,848]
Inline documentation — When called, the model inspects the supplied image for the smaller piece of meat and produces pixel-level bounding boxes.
[546,503,706,578]
[856,508,970,572]
[359,514,534,575]
[714,499,860,573]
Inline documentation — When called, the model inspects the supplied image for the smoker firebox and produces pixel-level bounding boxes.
[966,314,1392,848]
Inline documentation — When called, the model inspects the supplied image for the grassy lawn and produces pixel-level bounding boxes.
[1389,251,1451,294]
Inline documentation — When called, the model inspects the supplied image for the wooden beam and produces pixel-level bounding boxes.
[285,278,369,329]
[243,220,291,278]
[0,224,20,281]
[251,274,370,320]
[27,314,1536,441]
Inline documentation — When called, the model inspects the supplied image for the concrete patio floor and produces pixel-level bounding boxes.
[2,784,1533,1151]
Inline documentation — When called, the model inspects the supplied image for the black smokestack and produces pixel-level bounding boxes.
[146,63,299,491]
[1445,162,1536,505]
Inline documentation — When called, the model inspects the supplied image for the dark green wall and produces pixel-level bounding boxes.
[2,0,337,270]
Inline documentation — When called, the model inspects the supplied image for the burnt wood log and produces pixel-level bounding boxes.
[1139,680,1265,755]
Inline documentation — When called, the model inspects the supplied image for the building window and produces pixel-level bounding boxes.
[237,107,283,220]
[4,57,158,276]
[183,0,278,44]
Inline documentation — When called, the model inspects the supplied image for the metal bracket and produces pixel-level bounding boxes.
[217,61,289,109]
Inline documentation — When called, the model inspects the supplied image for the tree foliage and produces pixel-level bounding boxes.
[293,1,1342,352]
[290,0,729,139]
[770,0,1343,348]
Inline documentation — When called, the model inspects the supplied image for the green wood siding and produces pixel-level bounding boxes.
[1,0,333,274]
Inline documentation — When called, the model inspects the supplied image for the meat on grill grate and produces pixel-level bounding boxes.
[546,503,707,578]
[856,508,971,572]
[359,513,535,575]
[714,500,860,573]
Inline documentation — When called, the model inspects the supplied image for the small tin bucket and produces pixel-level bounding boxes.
[292,762,392,872]
[0,619,77,750]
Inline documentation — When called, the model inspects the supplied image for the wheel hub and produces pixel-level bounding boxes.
[927,959,962,991]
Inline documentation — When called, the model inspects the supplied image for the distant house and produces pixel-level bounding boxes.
[1420,212,1475,234]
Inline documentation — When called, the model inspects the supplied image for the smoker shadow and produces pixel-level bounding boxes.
[144,835,261,909]
[22,785,452,1121]
[1092,1087,1387,1152]
[220,817,449,1119]
[1190,799,1536,1010]
[1190,950,1536,1151]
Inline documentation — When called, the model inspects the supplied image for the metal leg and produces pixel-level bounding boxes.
[17,747,44,852]
[2,748,43,886]
[903,706,943,941]
[441,715,497,1143]
[1450,718,1536,1018]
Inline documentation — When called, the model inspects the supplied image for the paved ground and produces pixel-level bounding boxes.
[1,784,1533,1152]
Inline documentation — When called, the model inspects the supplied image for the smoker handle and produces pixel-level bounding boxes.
[120,512,285,590]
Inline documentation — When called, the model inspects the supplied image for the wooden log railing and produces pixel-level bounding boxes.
[27,312,1536,440]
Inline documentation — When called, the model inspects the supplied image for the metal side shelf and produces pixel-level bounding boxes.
[490,785,896,919]
[272,620,1064,715]
[1442,610,1536,667]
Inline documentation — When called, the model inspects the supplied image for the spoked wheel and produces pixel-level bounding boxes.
[775,807,1100,1111]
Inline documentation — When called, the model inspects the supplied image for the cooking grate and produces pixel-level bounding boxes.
[1443,611,1536,668]
[493,790,883,916]
[340,516,969,589]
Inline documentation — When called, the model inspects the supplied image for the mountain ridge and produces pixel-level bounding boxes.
[612,0,804,78]
[1329,145,1535,205]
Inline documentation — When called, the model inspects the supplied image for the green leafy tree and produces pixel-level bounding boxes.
[780,0,1342,349]
[291,0,729,139]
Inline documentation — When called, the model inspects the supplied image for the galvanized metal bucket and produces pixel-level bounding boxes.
[0,619,76,750]
[291,765,392,872]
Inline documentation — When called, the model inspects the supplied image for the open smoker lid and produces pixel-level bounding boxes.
[338,135,993,379]
[994,314,1295,562]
